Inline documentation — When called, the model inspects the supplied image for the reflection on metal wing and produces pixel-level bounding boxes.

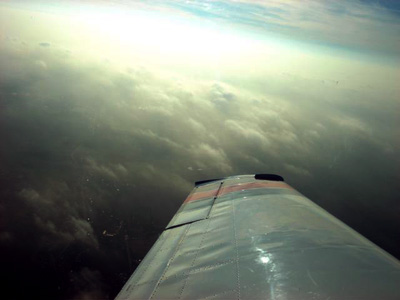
[116,174,400,299]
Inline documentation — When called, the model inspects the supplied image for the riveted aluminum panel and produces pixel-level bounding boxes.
[117,174,400,300]
[115,224,189,299]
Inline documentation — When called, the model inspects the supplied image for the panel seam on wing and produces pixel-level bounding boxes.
[149,223,192,299]
[178,216,212,299]
[206,181,224,218]
[124,231,170,289]
[233,195,241,300]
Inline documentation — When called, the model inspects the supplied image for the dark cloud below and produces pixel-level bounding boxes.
[0,35,399,299]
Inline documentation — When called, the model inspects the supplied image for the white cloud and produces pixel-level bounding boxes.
[191,143,232,172]
[34,59,47,70]
[225,119,271,147]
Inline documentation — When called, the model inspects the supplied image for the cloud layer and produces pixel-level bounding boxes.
[150,0,400,55]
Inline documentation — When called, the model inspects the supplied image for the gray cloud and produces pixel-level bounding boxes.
[39,42,51,47]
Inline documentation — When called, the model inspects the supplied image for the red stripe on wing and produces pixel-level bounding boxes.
[185,181,292,203]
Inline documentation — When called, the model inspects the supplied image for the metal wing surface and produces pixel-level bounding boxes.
[116,174,400,299]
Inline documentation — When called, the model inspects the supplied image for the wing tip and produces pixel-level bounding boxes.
[254,173,284,181]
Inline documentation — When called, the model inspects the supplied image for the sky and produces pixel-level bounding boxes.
[0,0,399,299]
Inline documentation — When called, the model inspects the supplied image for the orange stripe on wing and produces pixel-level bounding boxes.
[184,189,219,203]
[185,181,292,203]
[219,181,292,196]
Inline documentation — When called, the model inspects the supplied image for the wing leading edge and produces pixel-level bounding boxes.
[116,174,400,299]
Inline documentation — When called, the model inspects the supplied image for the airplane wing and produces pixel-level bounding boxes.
[116,174,400,299]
